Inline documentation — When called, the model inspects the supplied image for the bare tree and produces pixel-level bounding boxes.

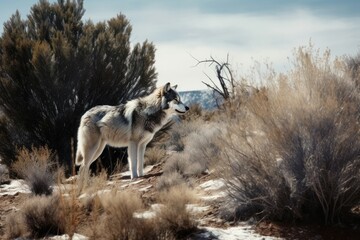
[193,54,235,101]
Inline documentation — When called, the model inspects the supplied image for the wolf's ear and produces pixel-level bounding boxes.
[172,85,178,90]
[163,82,171,93]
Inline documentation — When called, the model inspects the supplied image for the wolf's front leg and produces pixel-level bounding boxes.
[128,141,138,179]
[137,143,147,177]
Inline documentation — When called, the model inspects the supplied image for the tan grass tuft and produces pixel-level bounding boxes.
[12,146,56,195]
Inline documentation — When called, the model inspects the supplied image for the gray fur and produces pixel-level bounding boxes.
[75,83,188,182]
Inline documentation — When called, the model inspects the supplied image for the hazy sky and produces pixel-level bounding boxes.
[1,0,359,91]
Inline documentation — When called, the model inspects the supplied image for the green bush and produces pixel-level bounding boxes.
[0,0,157,171]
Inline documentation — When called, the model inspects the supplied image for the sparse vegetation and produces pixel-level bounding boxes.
[161,120,221,179]
[0,2,359,239]
[5,212,27,239]
[155,184,198,237]
[145,147,167,166]
[217,46,360,224]
[12,146,56,195]
[83,187,198,240]
[346,52,360,89]
[89,190,149,240]
[6,194,69,238]
[156,171,186,191]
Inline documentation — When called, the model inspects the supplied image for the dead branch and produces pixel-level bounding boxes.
[192,54,235,101]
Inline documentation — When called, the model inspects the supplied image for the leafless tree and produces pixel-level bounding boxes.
[193,54,235,101]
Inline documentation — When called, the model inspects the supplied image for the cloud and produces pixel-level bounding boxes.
[127,8,360,90]
[1,1,359,90]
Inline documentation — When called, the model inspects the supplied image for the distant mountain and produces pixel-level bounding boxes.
[179,90,222,110]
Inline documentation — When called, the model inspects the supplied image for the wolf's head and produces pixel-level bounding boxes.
[161,82,189,114]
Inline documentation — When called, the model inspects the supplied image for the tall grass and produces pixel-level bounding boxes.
[155,184,198,238]
[218,46,360,224]
[12,146,56,195]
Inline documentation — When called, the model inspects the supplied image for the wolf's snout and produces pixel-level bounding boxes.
[185,106,189,111]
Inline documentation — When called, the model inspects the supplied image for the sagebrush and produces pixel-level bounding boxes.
[218,46,360,224]
[12,146,56,195]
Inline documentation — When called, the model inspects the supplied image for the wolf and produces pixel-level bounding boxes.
[75,82,189,182]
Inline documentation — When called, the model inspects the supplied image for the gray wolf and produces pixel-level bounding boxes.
[75,83,189,182]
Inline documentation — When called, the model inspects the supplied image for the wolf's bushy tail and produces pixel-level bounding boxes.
[75,149,83,166]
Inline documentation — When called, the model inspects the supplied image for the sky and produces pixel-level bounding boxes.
[1,0,359,91]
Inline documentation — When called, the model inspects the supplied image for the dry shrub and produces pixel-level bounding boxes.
[87,190,157,240]
[186,103,217,122]
[218,46,360,224]
[163,120,204,152]
[166,130,185,152]
[145,147,167,166]
[77,170,108,216]
[157,119,221,192]
[346,51,360,89]
[84,169,108,194]
[11,194,66,237]
[84,187,198,239]
[163,121,221,177]
[5,191,81,239]
[156,171,186,191]
[155,184,198,238]
[12,146,56,195]
[5,212,27,239]
[77,163,108,195]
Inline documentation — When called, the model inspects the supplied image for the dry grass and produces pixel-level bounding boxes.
[346,52,360,89]
[78,169,109,214]
[23,194,66,237]
[218,46,360,224]
[155,184,198,238]
[6,150,82,239]
[12,146,56,195]
[5,213,27,239]
[5,194,78,238]
[83,184,198,239]
[85,190,158,240]
[145,147,167,166]
[155,115,222,192]
[162,120,221,176]
[156,171,186,191]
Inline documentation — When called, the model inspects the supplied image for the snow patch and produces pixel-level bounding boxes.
[139,185,152,192]
[0,179,31,196]
[134,204,162,219]
[186,204,210,214]
[199,179,226,191]
[198,226,282,240]
[78,189,111,200]
[120,179,144,188]
[200,191,227,201]
[119,165,154,178]
[49,233,88,240]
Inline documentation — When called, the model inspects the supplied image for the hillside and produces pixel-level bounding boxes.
[179,90,222,110]
[1,157,359,239]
